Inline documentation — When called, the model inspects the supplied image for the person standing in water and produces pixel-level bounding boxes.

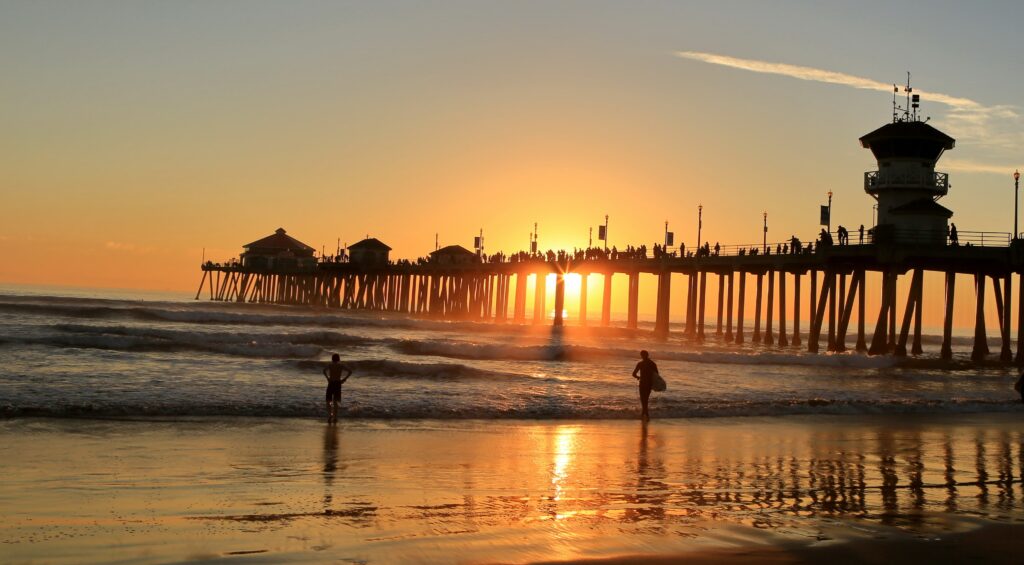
[323,353,353,423]
[632,350,658,421]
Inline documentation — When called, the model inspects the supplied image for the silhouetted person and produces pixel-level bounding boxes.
[949,223,959,245]
[323,353,353,424]
[632,350,658,421]
[858,224,865,244]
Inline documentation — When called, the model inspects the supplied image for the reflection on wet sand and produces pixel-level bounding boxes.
[4,417,1024,563]
[298,419,1024,541]
[351,420,1024,538]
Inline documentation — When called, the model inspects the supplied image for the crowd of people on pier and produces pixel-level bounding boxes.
[208,224,976,270]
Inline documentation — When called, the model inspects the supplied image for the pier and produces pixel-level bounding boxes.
[197,91,1024,364]
[197,235,1022,363]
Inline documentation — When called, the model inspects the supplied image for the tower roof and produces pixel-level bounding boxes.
[859,121,955,160]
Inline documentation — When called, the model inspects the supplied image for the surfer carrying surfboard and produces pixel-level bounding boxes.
[323,353,353,424]
[632,350,658,422]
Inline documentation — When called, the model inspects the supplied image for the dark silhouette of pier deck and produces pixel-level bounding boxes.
[198,232,1023,363]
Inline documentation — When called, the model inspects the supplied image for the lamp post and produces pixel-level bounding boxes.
[827,190,833,235]
[1015,170,1020,239]
[762,211,768,253]
[697,204,703,249]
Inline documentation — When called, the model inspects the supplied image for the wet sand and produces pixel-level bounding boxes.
[2,414,1023,564]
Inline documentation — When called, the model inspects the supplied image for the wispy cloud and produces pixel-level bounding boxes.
[105,241,156,253]
[942,158,1019,176]
[674,51,1021,154]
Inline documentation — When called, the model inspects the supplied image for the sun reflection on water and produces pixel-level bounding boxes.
[551,425,579,504]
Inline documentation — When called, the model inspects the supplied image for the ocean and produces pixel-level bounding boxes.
[1,285,1019,421]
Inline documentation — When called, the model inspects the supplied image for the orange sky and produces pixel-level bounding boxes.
[2,2,1022,331]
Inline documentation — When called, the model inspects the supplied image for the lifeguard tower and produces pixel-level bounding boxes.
[860,77,955,245]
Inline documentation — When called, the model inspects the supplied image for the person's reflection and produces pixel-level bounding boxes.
[626,421,667,526]
[323,424,340,510]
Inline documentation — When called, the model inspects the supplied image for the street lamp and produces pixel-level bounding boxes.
[1015,169,1020,239]
[697,204,703,249]
[762,211,768,253]
[827,190,833,235]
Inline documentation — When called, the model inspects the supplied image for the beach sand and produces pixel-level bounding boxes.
[2,414,1022,564]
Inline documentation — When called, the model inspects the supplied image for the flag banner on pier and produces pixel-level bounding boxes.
[820,205,830,226]
[666,232,674,246]
[474,236,482,249]
[530,241,537,253]
[598,226,607,241]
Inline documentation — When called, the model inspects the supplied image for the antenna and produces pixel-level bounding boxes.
[905,71,912,121]
[893,84,898,123]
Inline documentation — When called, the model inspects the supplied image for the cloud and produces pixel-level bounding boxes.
[942,158,1019,176]
[674,51,1021,150]
[105,241,156,253]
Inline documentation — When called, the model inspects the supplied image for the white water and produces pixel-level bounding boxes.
[0,288,1020,419]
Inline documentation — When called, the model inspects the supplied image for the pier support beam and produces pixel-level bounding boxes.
[856,270,867,352]
[716,273,725,335]
[792,272,801,346]
[553,274,565,327]
[937,274,954,362]
[808,270,833,353]
[602,273,613,327]
[896,269,923,356]
[533,273,547,325]
[735,272,746,344]
[869,271,894,355]
[579,274,588,326]
[627,271,640,329]
[753,273,763,343]
[912,271,924,355]
[1017,274,1024,364]
[887,273,897,351]
[836,269,860,352]
[654,271,672,338]
[514,272,528,322]
[778,270,788,347]
[684,274,696,335]
[971,274,988,361]
[697,271,707,341]
[765,270,775,346]
[725,272,735,342]
[1000,274,1012,363]
[827,272,837,351]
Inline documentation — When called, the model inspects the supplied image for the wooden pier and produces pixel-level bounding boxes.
[197,98,1024,363]
[197,236,1024,363]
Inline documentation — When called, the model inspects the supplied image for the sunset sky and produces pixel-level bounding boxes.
[2,1,1022,321]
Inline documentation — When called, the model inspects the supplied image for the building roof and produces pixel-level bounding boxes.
[348,237,392,251]
[243,228,315,252]
[859,121,956,150]
[430,244,476,257]
[890,198,954,218]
